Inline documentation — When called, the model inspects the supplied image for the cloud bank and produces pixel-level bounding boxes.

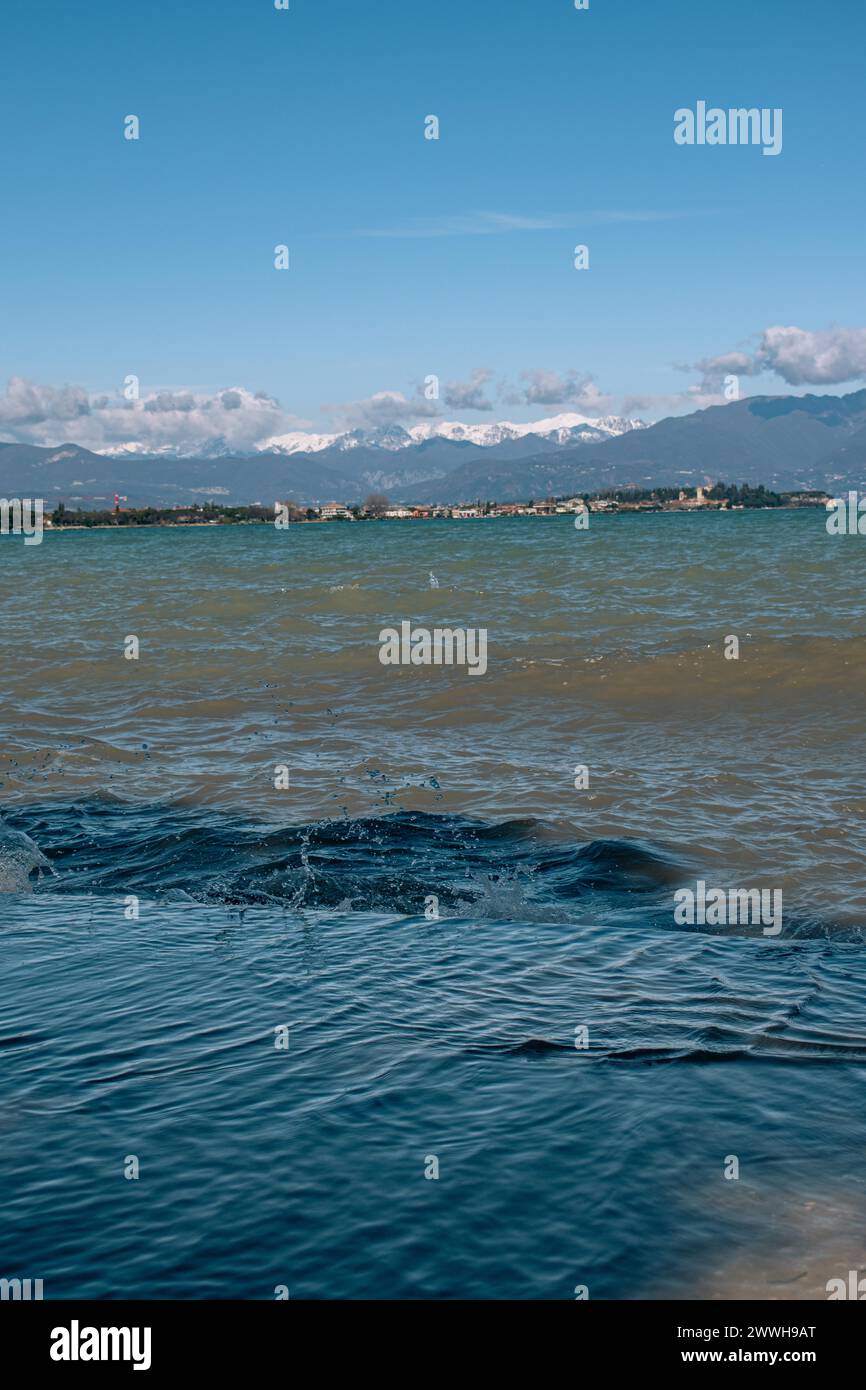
[0,378,303,454]
[3,327,865,454]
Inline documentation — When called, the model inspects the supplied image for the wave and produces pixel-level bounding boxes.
[0,802,861,940]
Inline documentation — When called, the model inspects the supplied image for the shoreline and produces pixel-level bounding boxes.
[45,501,830,530]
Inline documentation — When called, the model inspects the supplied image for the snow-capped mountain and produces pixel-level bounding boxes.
[246,430,342,456]
[254,424,418,456]
[100,441,228,459]
[407,413,645,448]
[92,413,646,460]
[258,413,646,456]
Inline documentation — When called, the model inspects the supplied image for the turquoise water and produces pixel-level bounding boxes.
[2,512,866,1297]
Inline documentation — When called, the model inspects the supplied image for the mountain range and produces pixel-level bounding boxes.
[98,411,643,461]
[2,391,866,508]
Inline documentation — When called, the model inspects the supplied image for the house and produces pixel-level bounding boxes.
[319,502,352,520]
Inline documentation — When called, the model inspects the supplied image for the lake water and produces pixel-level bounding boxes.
[2,511,865,1298]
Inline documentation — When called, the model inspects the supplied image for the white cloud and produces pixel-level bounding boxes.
[503,369,613,413]
[441,368,494,412]
[323,390,441,430]
[354,209,686,238]
[644,324,866,421]
[755,325,866,385]
[696,326,866,389]
[0,378,91,429]
[0,378,307,453]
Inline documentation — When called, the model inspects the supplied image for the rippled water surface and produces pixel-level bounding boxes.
[2,513,865,1297]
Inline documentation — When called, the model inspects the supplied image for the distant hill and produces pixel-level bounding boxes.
[400,389,866,502]
[0,442,360,508]
[2,390,866,507]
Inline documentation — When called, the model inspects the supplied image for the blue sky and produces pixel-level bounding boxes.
[1,0,864,450]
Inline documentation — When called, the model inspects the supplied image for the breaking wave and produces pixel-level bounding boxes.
[1,803,860,940]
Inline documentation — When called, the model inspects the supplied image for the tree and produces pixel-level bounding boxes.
[364,492,390,517]
[279,499,305,522]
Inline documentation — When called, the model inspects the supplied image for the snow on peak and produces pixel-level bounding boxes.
[96,415,647,459]
[407,413,645,447]
[259,413,646,455]
[256,430,342,456]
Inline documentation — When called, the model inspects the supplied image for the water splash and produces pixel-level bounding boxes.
[0,820,51,893]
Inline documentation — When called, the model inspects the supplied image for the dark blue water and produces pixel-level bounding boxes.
[3,803,866,1300]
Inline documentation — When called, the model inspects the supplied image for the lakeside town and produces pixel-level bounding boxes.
[45,482,833,528]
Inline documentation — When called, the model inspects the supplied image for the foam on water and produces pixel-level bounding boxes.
[0,820,50,892]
